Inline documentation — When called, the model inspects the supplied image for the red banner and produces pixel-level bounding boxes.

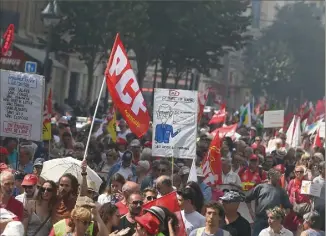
[202,131,222,186]
[210,123,237,138]
[105,34,150,137]
[143,192,186,236]
[1,24,15,55]
[208,104,226,125]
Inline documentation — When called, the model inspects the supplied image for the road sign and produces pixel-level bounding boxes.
[24,61,37,73]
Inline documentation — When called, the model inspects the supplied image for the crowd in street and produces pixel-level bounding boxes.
[0,106,325,236]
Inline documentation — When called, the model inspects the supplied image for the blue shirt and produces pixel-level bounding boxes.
[199,182,212,202]
[7,150,18,166]
[11,161,34,174]
[155,124,179,143]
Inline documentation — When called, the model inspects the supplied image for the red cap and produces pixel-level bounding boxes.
[0,147,9,155]
[116,138,127,145]
[135,212,160,234]
[21,174,38,186]
[144,141,152,148]
[274,164,286,174]
[249,154,258,160]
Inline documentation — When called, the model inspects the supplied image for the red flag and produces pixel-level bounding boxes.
[1,24,14,55]
[143,192,186,236]
[202,131,222,186]
[198,89,209,122]
[210,123,237,138]
[315,99,325,121]
[314,128,322,148]
[105,34,150,137]
[208,104,226,125]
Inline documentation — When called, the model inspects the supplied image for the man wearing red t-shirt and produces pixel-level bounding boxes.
[238,154,267,190]
[0,171,24,224]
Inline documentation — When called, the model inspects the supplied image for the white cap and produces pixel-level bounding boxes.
[1,221,24,236]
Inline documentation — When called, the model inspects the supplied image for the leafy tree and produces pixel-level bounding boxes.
[244,2,324,101]
[52,1,134,105]
[154,1,252,88]
[245,40,296,99]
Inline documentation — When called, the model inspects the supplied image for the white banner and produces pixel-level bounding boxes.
[152,89,198,159]
[0,70,44,141]
[263,110,284,128]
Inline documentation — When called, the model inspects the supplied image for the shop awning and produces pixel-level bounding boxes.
[14,43,66,70]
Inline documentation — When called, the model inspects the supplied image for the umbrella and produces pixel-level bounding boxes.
[40,157,102,192]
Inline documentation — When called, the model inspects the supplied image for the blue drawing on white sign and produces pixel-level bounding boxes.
[154,104,181,144]
[24,61,37,73]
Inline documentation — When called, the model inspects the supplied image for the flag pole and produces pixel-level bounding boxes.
[83,76,106,161]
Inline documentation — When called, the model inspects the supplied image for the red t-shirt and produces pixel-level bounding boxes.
[115,201,128,216]
[4,197,24,221]
[239,167,267,184]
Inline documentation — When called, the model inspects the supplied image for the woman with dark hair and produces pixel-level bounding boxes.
[23,180,57,236]
[185,181,204,213]
[97,173,125,205]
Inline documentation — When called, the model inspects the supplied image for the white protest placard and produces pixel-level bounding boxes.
[263,110,284,128]
[300,180,322,197]
[152,89,198,159]
[0,70,44,141]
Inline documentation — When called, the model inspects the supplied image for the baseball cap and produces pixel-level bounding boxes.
[1,221,24,236]
[135,206,165,234]
[116,138,128,145]
[121,151,133,161]
[130,139,141,147]
[220,190,245,203]
[21,174,38,186]
[33,158,44,167]
[0,147,9,155]
[249,154,258,161]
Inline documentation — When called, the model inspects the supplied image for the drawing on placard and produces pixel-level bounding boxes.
[154,104,181,144]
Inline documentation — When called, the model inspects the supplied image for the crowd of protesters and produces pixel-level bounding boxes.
[0,105,325,236]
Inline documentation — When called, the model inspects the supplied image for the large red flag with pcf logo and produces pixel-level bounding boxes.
[105,34,150,137]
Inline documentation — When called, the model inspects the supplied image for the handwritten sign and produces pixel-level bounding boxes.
[152,89,198,159]
[263,110,284,128]
[301,180,322,197]
[0,70,44,141]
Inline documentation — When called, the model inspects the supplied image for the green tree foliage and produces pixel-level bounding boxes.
[244,2,325,100]
[53,0,251,103]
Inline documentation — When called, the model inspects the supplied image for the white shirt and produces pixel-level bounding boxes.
[181,210,206,235]
[222,170,242,186]
[117,167,133,180]
[15,193,28,208]
[259,226,293,236]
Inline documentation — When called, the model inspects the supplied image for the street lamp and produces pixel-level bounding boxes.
[41,0,61,90]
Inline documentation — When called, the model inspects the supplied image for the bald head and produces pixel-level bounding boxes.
[156,175,172,187]
[156,175,174,196]
[0,171,14,197]
[122,181,140,198]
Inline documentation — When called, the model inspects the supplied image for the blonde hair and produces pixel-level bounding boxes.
[68,207,92,231]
